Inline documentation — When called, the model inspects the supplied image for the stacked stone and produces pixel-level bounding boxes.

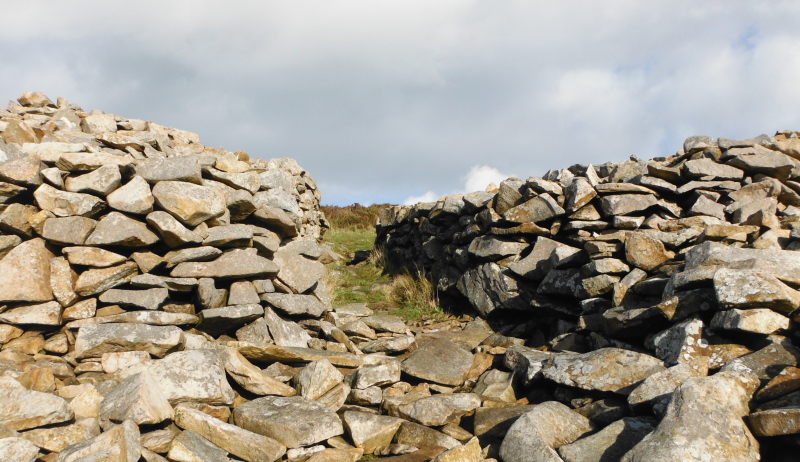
[377,132,800,459]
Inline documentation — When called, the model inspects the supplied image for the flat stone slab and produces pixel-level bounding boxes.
[74,323,184,359]
[233,396,344,448]
[540,348,666,394]
[401,338,473,386]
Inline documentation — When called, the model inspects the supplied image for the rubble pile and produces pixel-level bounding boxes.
[376,132,800,459]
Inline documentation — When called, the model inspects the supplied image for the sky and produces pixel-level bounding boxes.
[2,1,800,206]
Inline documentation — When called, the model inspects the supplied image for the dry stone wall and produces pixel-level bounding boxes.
[377,131,800,459]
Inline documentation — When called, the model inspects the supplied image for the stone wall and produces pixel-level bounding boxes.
[377,130,800,457]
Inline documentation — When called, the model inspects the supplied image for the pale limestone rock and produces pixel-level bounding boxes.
[748,408,800,437]
[0,386,73,431]
[64,164,121,195]
[146,211,203,247]
[34,183,105,217]
[99,371,174,426]
[714,268,800,315]
[220,347,297,397]
[0,301,61,325]
[620,369,760,461]
[152,180,226,226]
[135,156,203,184]
[197,304,264,336]
[0,238,54,303]
[558,417,656,462]
[139,349,234,406]
[99,287,169,311]
[170,248,279,279]
[342,411,403,455]
[63,246,127,267]
[74,261,139,296]
[0,437,39,462]
[50,256,78,307]
[263,306,311,347]
[84,211,159,246]
[273,251,327,294]
[293,358,343,400]
[41,216,97,245]
[74,323,183,359]
[651,317,709,366]
[393,393,481,426]
[107,175,154,214]
[202,224,253,248]
[500,401,595,462]
[711,308,791,334]
[401,338,473,387]
[624,232,675,271]
[431,437,482,462]
[0,153,43,187]
[174,404,286,462]
[540,348,666,394]
[261,293,326,318]
[233,396,344,448]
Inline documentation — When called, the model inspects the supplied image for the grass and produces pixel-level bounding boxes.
[321,205,447,322]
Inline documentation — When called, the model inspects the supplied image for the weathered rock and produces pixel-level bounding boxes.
[430,437,482,462]
[74,323,183,359]
[41,216,97,245]
[107,175,155,214]
[63,246,127,267]
[748,408,800,437]
[65,164,121,195]
[0,437,39,462]
[21,422,96,453]
[558,417,656,462]
[140,349,235,406]
[166,429,229,462]
[541,348,666,394]
[220,347,297,397]
[650,317,709,366]
[293,358,343,400]
[54,420,140,462]
[175,404,286,462]
[85,211,159,246]
[171,248,279,279]
[599,194,658,216]
[99,371,174,426]
[146,211,203,247]
[711,308,791,334]
[34,183,105,217]
[627,358,709,413]
[264,306,312,347]
[197,304,264,336]
[0,238,54,303]
[624,232,675,271]
[392,393,481,426]
[499,401,595,462]
[152,180,226,226]
[0,385,73,431]
[714,268,800,315]
[0,301,61,325]
[233,396,344,448]
[503,194,565,223]
[620,368,760,461]
[203,224,253,248]
[343,411,404,454]
[136,156,203,184]
[0,153,43,187]
[74,261,139,296]
[273,252,327,293]
[261,293,327,318]
[401,338,473,386]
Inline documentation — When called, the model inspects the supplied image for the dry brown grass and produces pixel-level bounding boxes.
[321,203,390,230]
[384,270,444,321]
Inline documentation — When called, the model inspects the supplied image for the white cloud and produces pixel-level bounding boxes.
[402,191,439,206]
[463,165,510,194]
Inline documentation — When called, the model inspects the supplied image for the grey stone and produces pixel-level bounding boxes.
[273,251,327,293]
[599,194,658,216]
[293,359,344,400]
[64,164,121,195]
[392,393,481,426]
[85,211,159,247]
[503,193,565,223]
[711,308,791,334]
[233,396,344,448]
[0,437,39,462]
[714,268,800,315]
[0,385,73,431]
[343,411,403,455]
[74,261,138,296]
[146,211,203,247]
[620,369,760,461]
[42,217,97,245]
[0,153,43,187]
[558,417,656,462]
[261,293,327,318]
[99,370,174,426]
[203,224,253,248]
[135,156,203,184]
[152,180,226,226]
[74,323,183,359]
[541,348,666,394]
[99,288,169,311]
[401,338,473,386]
[34,183,105,217]
[499,401,595,462]
[684,158,744,180]
[220,347,297,397]
[467,236,528,260]
[141,349,235,406]
[264,306,312,347]
[107,175,154,214]
[171,248,279,279]
[197,304,264,336]
[165,246,223,268]
[252,206,298,238]
[174,404,286,462]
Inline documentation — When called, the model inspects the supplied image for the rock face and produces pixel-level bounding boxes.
[5,94,800,461]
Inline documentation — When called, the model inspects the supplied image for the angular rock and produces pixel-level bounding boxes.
[64,164,121,195]
[0,153,43,187]
[197,304,264,336]
[711,308,790,334]
[136,156,203,184]
[401,338,473,386]
[203,224,253,248]
[261,293,327,318]
[174,404,286,462]
[74,261,138,296]
[146,211,203,247]
[63,246,127,267]
[263,307,312,347]
[273,252,327,294]
[152,180,226,226]
[293,359,343,400]
[541,348,666,394]
[714,268,800,315]
[171,248,279,279]
[74,323,183,359]
[558,417,656,462]
[624,232,675,271]
[84,211,159,247]
[233,396,344,448]
[0,238,54,303]
[0,437,39,462]
[41,216,97,245]
[99,371,174,426]
[166,429,228,462]
[393,393,481,426]
[0,301,61,326]
[107,175,154,215]
[54,420,140,462]
[502,193,565,223]
[220,347,297,397]
[142,349,235,406]
[620,369,760,461]
[0,385,73,431]
[499,401,595,462]
[34,183,105,217]
[343,411,403,454]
